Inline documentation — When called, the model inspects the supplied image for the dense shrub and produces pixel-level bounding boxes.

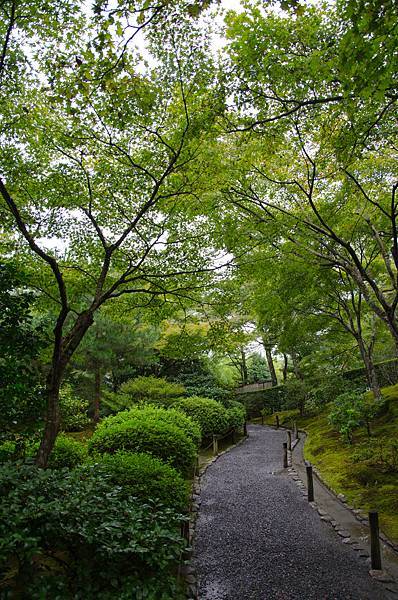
[225,401,246,429]
[60,384,90,431]
[0,440,16,462]
[328,392,363,443]
[239,385,287,418]
[97,452,188,510]
[99,405,201,448]
[89,418,196,475]
[119,376,185,406]
[172,397,229,438]
[352,439,398,473]
[48,434,88,469]
[173,371,232,403]
[0,463,185,598]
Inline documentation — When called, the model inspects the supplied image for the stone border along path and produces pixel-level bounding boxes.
[191,424,398,600]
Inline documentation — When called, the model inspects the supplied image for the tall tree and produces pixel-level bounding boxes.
[0,1,223,465]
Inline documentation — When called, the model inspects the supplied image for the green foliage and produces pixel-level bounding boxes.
[328,392,363,443]
[59,385,90,432]
[352,439,398,474]
[89,417,196,475]
[225,401,246,429]
[246,352,270,384]
[282,379,311,416]
[99,405,201,448]
[172,396,229,438]
[0,262,46,428]
[0,440,16,463]
[240,386,287,418]
[96,452,188,510]
[48,434,88,469]
[0,463,185,598]
[106,376,186,410]
[173,370,232,403]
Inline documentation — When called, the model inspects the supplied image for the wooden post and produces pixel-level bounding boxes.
[243,421,248,436]
[232,429,236,443]
[369,511,382,570]
[306,465,314,502]
[283,442,288,468]
[261,414,264,426]
[287,430,292,451]
[212,435,218,455]
[295,422,299,440]
[181,518,190,543]
[276,415,280,429]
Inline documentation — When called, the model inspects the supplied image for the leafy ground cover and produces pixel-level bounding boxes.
[264,384,398,542]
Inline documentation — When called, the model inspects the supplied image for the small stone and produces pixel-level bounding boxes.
[359,550,369,558]
[369,570,395,583]
[337,530,351,538]
[338,493,346,502]
[331,521,338,528]
[342,537,353,544]
[186,574,196,584]
[317,508,327,516]
[321,516,332,522]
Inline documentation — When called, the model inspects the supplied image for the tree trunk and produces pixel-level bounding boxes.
[93,366,101,424]
[35,310,95,467]
[357,337,382,400]
[35,374,62,468]
[291,351,303,380]
[265,345,278,386]
[241,349,248,385]
[283,354,288,382]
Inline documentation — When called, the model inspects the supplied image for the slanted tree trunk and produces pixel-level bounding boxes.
[93,366,101,424]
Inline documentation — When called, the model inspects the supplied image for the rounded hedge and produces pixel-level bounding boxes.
[172,396,229,439]
[89,418,195,475]
[99,405,201,448]
[225,402,246,430]
[96,452,188,511]
[48,434,88,469]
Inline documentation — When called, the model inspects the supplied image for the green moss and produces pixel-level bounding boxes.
[265,384,398,543]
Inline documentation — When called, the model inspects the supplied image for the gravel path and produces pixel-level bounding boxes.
[193,425,388,600]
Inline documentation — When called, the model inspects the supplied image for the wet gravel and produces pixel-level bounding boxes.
[193,425,387,600]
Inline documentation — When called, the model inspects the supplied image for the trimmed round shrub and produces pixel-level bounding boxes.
[89,418,195,475]
[99,405,201,448]
[48,434,88,469]
[171,396,229,439]
[96,452,189,510]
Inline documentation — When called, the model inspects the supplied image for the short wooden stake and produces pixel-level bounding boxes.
[243,421,248,436]
[212,435,218,455]
[306,465,314,502]
[369,511,382,570]
[276,415,280,429]
[295,422,299,440]
[287,430,292,451]
[283,442,288,468]
[261,414,264,426]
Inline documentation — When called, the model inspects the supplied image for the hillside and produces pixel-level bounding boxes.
[266,384,398,542]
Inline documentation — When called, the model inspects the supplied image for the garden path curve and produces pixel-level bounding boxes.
[193,424,389,600]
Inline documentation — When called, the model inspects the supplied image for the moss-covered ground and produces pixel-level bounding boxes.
[263,384,398,543]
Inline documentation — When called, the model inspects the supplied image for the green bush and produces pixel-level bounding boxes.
[60,384,90,431]
[89,418,196,475]
[225,401,246,429]
[172,396,229,439]
[48,434,88,469]
[96,452,188,510]
[0,440,16,462]
[328,392,363,443]
[0,463,185,598]
[117,376,186,407]
[99,405,201,448]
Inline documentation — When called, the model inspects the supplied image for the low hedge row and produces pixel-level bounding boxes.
[99,405,201,448]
